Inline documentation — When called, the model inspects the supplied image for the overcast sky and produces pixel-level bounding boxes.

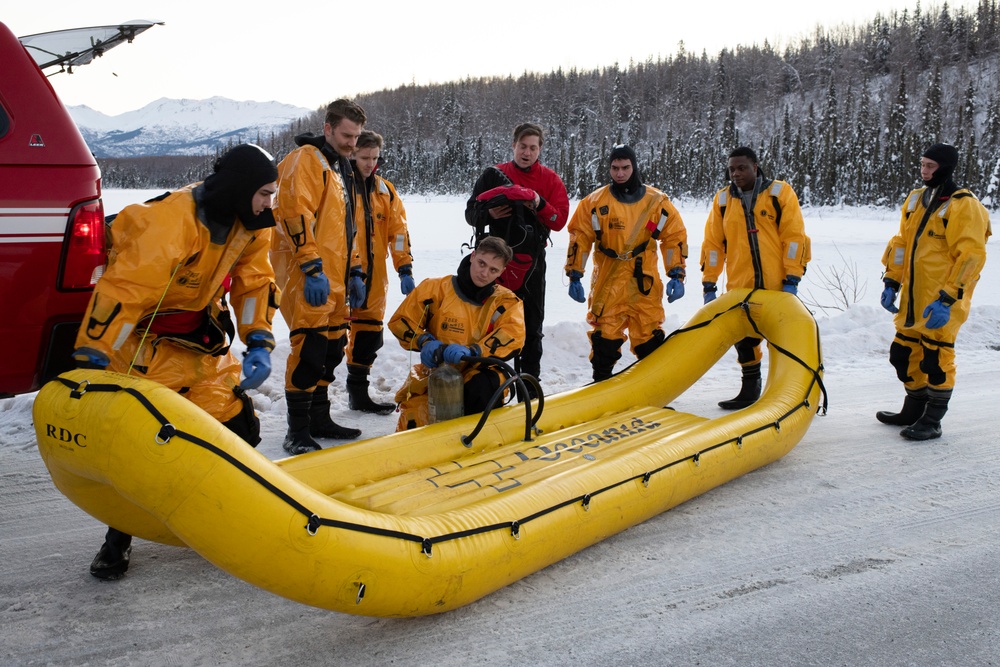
[5,0,979,116]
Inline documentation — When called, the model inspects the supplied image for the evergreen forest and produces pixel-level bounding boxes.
[105,0,1000,209]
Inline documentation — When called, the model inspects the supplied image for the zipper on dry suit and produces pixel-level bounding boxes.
[736,180,766,289]
[904,187,945,328]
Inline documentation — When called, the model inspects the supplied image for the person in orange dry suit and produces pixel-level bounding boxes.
[345,130,415,415]
[388,236,525,431]
[271,99,368,455]
[876,143,991,441]
[700,146,811,410]
[564,144,688,382]
[71,143,281,580]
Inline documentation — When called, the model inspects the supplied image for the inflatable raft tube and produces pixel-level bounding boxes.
[33,288,825,616]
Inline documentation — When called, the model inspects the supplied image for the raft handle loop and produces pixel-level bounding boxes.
[355,582,366,605]
[692,452,701,466]
[510,521,520,540]
[306,514,321,536]
[642,472,652,487]
[421,538,433,558]
[774,421,781,433]
[155,423,176,444]
[582,494,591,511]
[736,436,744,449]
[70,379,90,399]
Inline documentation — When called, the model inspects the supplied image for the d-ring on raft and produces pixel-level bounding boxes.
[33,288,825,617]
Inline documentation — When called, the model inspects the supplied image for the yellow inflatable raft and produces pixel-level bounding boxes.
[33,289,824,617]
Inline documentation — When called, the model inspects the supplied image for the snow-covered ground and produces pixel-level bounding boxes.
[2,191,998,665]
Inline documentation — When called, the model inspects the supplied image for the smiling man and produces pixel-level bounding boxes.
[465,123,569,395]
[388,236,525,431]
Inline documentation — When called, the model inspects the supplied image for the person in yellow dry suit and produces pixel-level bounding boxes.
[271,99,368,455]
[701,146,810,409]
[876,143,991,441]
[71,143,281,580]
[388,236,525,431]
[564,144,688,382]
[345,130,415,414]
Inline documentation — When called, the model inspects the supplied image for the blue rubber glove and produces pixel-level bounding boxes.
[241,347,271,390]
[568,270,586,303]
[880,280,899,313]
[782,275,800,295]
[703,282,717,305]
[301,259,330,307]
[665,268,685,303]
[419,337,444,368]
[348,270,367,309]
[923,298,952,329]
[399,272,415,295]
[240,333,274,390]
[72,347,109,370]
[442,344,473,365]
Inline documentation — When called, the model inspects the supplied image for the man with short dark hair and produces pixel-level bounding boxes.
[876,143,991,440]
[565,145,688,381]
[388,236,525,431]
[465,122,569,394]
[271,98,368,454]
[701,146,810,409]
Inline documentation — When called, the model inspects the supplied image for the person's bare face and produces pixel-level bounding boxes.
[610,159,633,184]
[252,182,277,215]
[728,156,758,190]
[920,157,940,182]
[354,146,380,179]
[512,134,541,169]
[325,119,363,158]
[469,251,506,288]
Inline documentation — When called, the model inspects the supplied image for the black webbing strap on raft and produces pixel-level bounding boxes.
[55,302,825,558]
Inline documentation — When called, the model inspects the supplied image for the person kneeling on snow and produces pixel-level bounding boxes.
[876,143,991,441]
[388,236,525,431]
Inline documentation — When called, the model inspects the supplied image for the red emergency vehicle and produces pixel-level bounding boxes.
[0,20,159,396]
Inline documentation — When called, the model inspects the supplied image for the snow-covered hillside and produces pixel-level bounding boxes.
[68,96,313,157]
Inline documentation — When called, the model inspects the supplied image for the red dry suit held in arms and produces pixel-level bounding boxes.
[465,160,569,381]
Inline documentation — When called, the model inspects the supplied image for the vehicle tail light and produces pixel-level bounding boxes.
[60,199,106,289]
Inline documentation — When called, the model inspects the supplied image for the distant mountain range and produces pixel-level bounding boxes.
[68,96,314,157]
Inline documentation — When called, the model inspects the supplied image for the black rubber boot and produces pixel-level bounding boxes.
[346,364,396,415]
[90,527,133,580]
[309,385,362,440]
[876,387,929,426]
[718,363,762,410]
[590,333,624,383]
[901,388,950,441]
[282,391,323,455]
